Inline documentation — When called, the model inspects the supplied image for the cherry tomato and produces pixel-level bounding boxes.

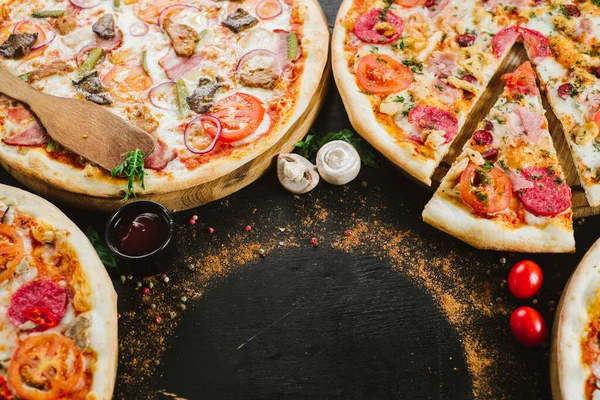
[459,162,513,214]
[508,260,543,299]
[509,306,547,347]
[356,54,413,95]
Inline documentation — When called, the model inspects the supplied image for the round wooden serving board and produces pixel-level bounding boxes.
[1,63,331,214]
[431,45,598,220]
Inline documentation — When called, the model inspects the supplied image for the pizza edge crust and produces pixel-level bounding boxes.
[0,183,118,399]
[0,0,330,198]
[331,0,438,186]
[552,239,600,400]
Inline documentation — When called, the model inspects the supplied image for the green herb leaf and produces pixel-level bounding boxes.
[111,149,146,200]
[295,129,379,168]
[86,227,118,270]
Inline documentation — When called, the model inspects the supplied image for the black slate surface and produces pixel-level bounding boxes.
[0,1,597,399]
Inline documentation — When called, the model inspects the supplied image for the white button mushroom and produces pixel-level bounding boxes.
[277,153,320,194]
[316,141,361,185]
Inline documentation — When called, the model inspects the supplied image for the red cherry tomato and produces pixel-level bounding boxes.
[509,307,547,347]
[507,260,543,299]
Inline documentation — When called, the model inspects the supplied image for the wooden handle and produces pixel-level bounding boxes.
[0,68,42,104]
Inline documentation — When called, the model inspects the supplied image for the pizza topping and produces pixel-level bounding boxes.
[491,26,519,58]
[427,51,458,78]
[572,121,599,146]
[222,8,259,34]
[3,124,49,147]
[144,139,176,171]
[92,14,115,40]
[130,21,149,37]
[31,10,65,19]
[8,280,68,330]
[72,71,113,105]
[501,61,538,96]
[163,18,199,58]
[25,60,74,83]
[51,7,78,35]
[76,45,105,69]
[208,92,265,143]
[516,167,571,217]
[237,49,281,89]
[65,316,90,350]
[102,65,152,94]
[184,115,222,154]
[461,74,477,84]
[0,224,24,282]
[356,54,413,95]
[281,30,300,62]
[95,28,123,51]
[408,105,458,144]
[256,0,283,20]
[510,105,544,143]
[13,20,54,51]
[186,78,224,114]
[561,4,581,17]
[473,130,493,145]
[481,148,499,160]
[8,333,84,399]
[0,377,11,400]
[277,153,319,194]
[149,81,177,111]
[427,0,451,16]
[459,162,513,214]
[456,33,476,47]
[557,83,576,100]
[508,169,534,191]
[0,33,37,58]
[316,141,361,185]
[353,9,404,45]
[159,49,204,80]
[398,0,427,7]
[125,105,159,133]
[69,0,102,9]
[519,27,550,64]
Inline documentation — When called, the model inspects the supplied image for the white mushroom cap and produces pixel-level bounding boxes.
[316,141,361,185]
[277,153,320,194]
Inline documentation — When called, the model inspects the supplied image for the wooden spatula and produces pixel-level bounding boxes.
[0,67,155,171]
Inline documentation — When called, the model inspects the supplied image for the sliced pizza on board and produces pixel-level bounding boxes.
[422,62,575,253]
[0,184,117,399]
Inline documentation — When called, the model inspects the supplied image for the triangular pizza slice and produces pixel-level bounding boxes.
[422,62,574,253]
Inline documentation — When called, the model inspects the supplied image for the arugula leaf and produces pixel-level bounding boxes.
[295,129,379,168]
[86,227,118,270]
[111,149,146,200]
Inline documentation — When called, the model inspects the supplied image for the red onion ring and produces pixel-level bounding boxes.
[130,22,149,37]
[184,115,222,154]
[236,49,281,77]
[256,0,282,19]
[157,4,201,28]
[13,20,56,51]
[148,81,177,111]
[69,0,101,9]
[76,44,105,67]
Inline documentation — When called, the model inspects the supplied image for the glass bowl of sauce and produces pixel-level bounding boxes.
[105,201,174,272]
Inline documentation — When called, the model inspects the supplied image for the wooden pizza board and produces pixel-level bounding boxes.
[430,44,598,219]
[0,62,331,214]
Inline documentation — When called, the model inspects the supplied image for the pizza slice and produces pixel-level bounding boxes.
[422,61,575,253]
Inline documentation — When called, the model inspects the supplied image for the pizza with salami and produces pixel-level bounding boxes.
[0,183,117,399]
[332,0,600,208]
[0,0,329,198]
[423,62,575,252]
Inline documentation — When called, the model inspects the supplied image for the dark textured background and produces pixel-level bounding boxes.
[0,1,597,398]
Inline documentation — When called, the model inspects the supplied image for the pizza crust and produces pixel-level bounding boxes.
[422,195,575,253]
[552,239,600,400]
[0,184,118,399]
[0,0,330,199]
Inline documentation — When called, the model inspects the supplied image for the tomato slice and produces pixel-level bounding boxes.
[134,0,179,24]
[356,54,413,95]
[13,21,47,49]
[102,65,152,93]
[459,162,513,214]
[9,333,84,400]
[397,0,427,7]
[208,93,266,143]
[501,61,537,96]
[593,109,600,131]
[0,224,24,283]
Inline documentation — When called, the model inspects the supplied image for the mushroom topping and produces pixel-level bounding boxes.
[277,153,319,194]
[316,141,361,185]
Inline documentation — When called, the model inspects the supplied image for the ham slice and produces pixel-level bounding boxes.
[433,78,461,105]
[428,0,451,17]
[159,49,204,80]
[426,51,457,78]
[513,105,544,143]
[145,139,176,171]
[509,169,534,191]
[3,125,49,147]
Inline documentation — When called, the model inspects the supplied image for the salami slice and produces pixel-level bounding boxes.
[519,27,550,64]
[491,26,519,58]
[8,280,68,331]
[408,105,458,143]
[353,8,404,45]
[517,167,572,217]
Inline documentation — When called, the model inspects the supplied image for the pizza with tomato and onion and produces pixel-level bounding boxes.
[0,0,328,197]
[0,184,117,399]
[422,61,574,252]
[332,0,600,209]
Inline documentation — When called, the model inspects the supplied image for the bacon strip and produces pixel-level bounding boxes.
[159,49,204,80]
[144,139,176,171]
[3,125,49,147]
